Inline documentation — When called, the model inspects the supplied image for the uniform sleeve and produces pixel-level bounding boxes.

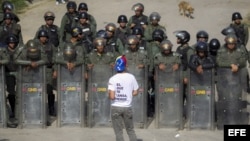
[132,75,139,90]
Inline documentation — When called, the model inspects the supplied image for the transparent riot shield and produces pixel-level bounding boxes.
[154,65,183,129]
[17,65,47,128]
[127,64,148,129]
[87,64,113,128]
[0,66,7,128]
[216,68,249,129]
[57,65,85,127]
[187,69,215,130]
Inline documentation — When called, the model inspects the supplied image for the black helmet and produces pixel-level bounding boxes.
[26,40,41,60]
[149,12,161,21]
[38,30,49,38]
[5,34,18,44]
[160,40,173,52]
[174,30,190,44]
[152,29,164,42]
[71,27,83,37]
[4,13,13,20]
[196,30,209,42]
[117,15,128,23]
[66,1,77,10]
[196,41,208,52]
[78,2,88,11]
[221,26,235,36]
[209,38,220,51]
[96,29,107,39]
[232,12,242,21]
[63,43,76,62]
[105,23,116,33]
[93,37,106,47]
[78,12,89,19]
[44,11,55,20]
[2,1,14,11]
[131,3,144,12]
[132,27,143,35]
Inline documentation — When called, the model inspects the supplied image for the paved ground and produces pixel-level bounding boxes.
[1,0,250,140]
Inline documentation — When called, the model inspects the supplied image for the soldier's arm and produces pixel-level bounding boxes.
[188,54,199,71]
[74,46,84,67]
[0,48,9,64]
[116,38,124,55]
[35,52,48,66]
[187,48,195,62]
[244,25,249,46]
[17,24,24,46]
[59,15,67,42]
[89,14,97,33]
[143,26,152,41]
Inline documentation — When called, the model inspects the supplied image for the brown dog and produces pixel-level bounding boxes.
[178,1,194,18]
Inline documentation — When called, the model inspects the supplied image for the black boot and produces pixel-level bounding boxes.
[48,94,56,116]
[7,118,18,128]
[8,95,16,118]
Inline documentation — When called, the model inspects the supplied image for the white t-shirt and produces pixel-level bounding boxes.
[108,72,139,107]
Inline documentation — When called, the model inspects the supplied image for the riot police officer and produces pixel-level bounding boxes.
[0,1,20,24]
[36,30,57,116]
[144,12,167,42]
[131,27,148,52]
[34,11,60,47]
[127,3,149,32]
[5,34,23,128]
[116,15,130,47]
[189,41,215,74]
[59,1,78,42]
[0,12,23,45]
[191,30,209,50]
[229,12,249,46]
[77,2,97,34]
[105,23,124,56]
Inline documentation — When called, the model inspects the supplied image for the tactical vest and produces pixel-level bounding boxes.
[116,28,130,46]
[230,24,246,45]
[65,12,77,33]
[131,15,148,30]
[106,37,118,53]
[138,40,147,51]
[176,46,191,71]
[41,25,59,47]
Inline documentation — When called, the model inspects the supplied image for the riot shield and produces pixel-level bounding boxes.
[0,66,7,128]
[154,65,183,129]
[216,68,249,129]
[126,64,148,129]
[186,69,215,130]
[17,65,47,128]
[57,65,85,127]
[87,64,113,128]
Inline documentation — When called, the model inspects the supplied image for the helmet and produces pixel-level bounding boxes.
[209,38,220,51]
[221,26,235,36]
[127,35,139,45]
[26,40,41,61]
[4,13,13,20]
[5,34,18,44]
[63,43,76,62]
[174,30,190,44]
[96,30,107,38]
[196,30,209,41]
[105,23,116,33]
[232,12,242,21]
[93,37,106,47]
[44,11,55,20]
[115,55,127,72]
[78,2,88,11]
[225,34,237,44]
[38,30,49,38]
[66,1,77,10]
[117,15,128,23]
[132,27,143,35]
[149,12,161,21]
[2,1,14,11]
[71,27,83,37]
[78,12,89,19]
[152,29,164,42]
[131,3,144,12]
[160,40,173,51]
[196,41,208,52]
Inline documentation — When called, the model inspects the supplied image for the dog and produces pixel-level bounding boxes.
[178,1,194,19]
